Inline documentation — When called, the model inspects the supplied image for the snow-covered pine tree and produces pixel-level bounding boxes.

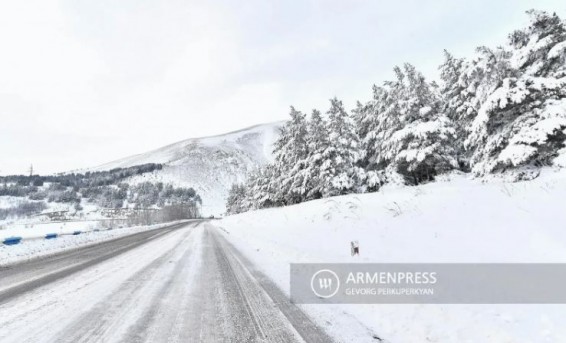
[243,165,279,210]
[372,64,458,184]
[358,85,390,170]
[302,109,330,200]
[350,85,390,191]
[271,107,309,204]
[320,98,365,196]
[439,50,476,170]
[467,46,514,106]
[352,100,370,143]
[467,10,566,177]
[225,183,246,214]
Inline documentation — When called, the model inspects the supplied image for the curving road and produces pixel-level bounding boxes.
[0,221,333,343]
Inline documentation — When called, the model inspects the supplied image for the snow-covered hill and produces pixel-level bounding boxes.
[90,122,283,216]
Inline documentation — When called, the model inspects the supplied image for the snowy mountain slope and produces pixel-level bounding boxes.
[90,122,283,215]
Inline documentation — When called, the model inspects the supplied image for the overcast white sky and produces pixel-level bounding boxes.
[1,0,565,175]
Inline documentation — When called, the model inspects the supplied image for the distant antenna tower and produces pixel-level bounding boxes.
[29,164,34,177]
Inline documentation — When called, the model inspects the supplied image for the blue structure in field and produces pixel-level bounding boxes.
[45,233,58,240]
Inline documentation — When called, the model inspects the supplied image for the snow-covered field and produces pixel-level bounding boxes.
[0,220,190,267]
[217,167,566,342]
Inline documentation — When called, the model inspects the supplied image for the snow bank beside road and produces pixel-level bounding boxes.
[0,220,191,266]
[218,168,566,342]
[1,220,104,240]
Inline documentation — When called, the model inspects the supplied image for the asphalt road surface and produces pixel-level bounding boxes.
[0,221,333,343]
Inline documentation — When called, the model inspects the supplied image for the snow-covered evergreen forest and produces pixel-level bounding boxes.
[227,10,566,214]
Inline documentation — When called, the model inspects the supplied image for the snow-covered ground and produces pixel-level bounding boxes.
[0,194,112,231]
[1,220,107,239]
[217,167,566,342]
[0,220,190,266]
[86,122,283,216]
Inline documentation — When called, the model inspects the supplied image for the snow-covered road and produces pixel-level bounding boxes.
[0,221,331,343]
